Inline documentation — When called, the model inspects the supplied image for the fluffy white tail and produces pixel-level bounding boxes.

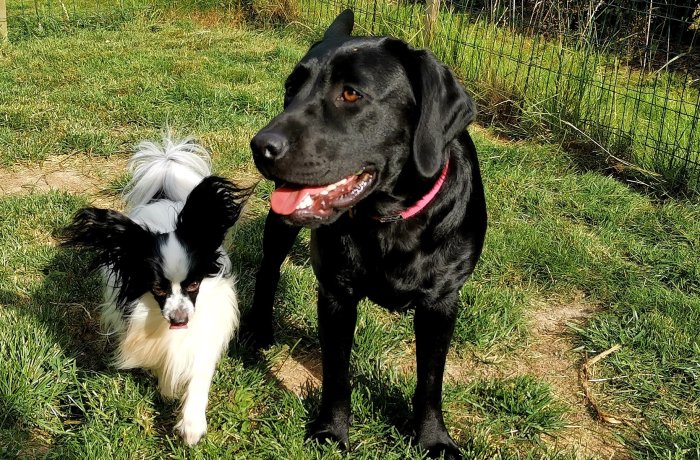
[123,136,212,209]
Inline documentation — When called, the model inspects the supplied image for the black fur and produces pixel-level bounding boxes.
[62,207,157,307]
[247,10,487,460]
[176,176,253,275]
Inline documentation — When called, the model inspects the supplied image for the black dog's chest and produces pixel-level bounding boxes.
[312,224,465,310]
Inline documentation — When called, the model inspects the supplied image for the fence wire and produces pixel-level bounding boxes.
[298,0,700,193]
[4,0,700,193]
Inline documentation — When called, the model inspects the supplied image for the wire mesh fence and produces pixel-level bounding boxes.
[4,0,700,193]
[298,0,700,194]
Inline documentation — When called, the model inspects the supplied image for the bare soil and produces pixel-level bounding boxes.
[270,292,628,459]
[0,154,127,208]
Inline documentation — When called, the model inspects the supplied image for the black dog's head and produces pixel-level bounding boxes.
[251,10,476,226]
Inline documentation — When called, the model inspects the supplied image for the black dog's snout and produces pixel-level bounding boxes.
[251,131,289,161]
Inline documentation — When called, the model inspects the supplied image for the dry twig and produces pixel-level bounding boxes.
[579,344,629,425]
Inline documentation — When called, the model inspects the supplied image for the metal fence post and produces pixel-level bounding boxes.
[424,0,441,47]
[0,0,8,41]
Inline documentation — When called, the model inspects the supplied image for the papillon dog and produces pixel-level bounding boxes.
[62,136,251,445]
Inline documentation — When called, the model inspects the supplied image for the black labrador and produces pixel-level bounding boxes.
[248,10,487,459]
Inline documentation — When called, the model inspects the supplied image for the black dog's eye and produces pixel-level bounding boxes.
[185,281,200,293]
[338,87,362,103]
[152,287,167,298]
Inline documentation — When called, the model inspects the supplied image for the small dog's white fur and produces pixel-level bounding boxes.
[100,137,239,445]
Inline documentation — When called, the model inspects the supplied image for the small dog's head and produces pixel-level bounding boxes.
[250,9,476,226]
[62,176,249,329]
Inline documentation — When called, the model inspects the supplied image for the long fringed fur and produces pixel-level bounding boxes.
[124,136,213,209]
[62,134,252,445]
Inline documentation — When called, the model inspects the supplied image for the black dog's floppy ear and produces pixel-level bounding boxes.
[397,43,476,178]
[323,9,354,40]
[176,176,253,253]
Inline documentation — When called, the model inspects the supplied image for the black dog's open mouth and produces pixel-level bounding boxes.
[271,169,376,220]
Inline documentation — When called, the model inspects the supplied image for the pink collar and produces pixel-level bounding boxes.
[374,159,450,223]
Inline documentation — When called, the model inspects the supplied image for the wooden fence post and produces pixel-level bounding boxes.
[424,0,441,48]
[0,0,8,42]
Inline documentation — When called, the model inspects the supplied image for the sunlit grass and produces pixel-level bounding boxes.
[0,7,698,460]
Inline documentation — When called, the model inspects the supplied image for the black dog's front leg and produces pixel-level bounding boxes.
[246,210,300,348]
[307,286,359,449]
[413,294,462,460]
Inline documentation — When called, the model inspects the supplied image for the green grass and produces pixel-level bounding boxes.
[1,8,699,460]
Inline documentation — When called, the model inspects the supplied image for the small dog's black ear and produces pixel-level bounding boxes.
[61,207,151,260]
[391,40,476,178]
[61,207,154,304]
[323,9,354,40]
[176,176,253,252]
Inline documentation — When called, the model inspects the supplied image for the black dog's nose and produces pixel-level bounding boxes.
[251,132,289,161]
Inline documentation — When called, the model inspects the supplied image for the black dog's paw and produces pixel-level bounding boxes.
[416,427,462,460]
[306,418,350,451]
[239,318,274,350]
[425,442,462,460]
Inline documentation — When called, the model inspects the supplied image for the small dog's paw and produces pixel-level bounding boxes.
[175,415,208,446]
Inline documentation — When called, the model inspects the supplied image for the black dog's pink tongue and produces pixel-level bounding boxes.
[271,185,325,215]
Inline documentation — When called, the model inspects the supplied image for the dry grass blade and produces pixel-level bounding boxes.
[579,344,628,425]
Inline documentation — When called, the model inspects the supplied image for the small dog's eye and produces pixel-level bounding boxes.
[152,287,167,297]
[339,88,362,103]
[186,281,200,292]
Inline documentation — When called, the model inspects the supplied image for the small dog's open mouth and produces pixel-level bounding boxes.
[271,169,376,220]
[169,321,188,330]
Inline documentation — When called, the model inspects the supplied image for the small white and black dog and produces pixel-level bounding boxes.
[63,136,251,445]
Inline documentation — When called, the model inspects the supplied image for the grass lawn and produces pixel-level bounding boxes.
[1,9,699,460]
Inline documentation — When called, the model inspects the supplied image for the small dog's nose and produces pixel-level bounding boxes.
[251,131,289,161]
[169,309,189,327]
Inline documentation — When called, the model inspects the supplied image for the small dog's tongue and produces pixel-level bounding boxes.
[271,185,326,215]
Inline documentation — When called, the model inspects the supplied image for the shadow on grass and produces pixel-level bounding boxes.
[229,214,424,449]
[14,210,453,454]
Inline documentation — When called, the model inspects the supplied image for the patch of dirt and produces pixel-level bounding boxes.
[0,154,127,208]
[16,428,52,459]
[266,293,627,457]
[397,292,626,459]
[519,296,625,459]
[161,8,246,28]
[447,293,625,459]
[269,347,322,396]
